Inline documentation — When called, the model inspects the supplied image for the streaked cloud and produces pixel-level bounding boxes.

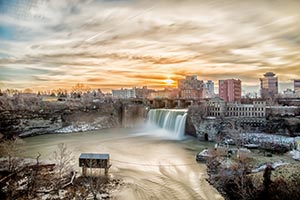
[0,0,300,92]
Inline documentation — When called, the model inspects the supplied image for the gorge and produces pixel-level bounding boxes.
[1,97,300,199]
[18,110,222,200]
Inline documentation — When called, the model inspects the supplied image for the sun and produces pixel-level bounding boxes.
[164,78,174,85]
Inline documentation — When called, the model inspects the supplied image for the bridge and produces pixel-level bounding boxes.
[120,97,300,109]
[147,98,205,109]
[119,97,208,109]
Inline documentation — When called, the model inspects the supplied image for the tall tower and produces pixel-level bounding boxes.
[260,72,278,99]
[218,79,241,102]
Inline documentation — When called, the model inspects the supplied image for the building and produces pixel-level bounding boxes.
[225,101,266,118]
[148,89,179,99]
[112,88,135,99]
[206,97,226,117]
[207,100,266,118]
[178,75,205,99]
[180,89,203,99]
[178,75,203,90]
[218,79,241,102]
[294,79,300,94]
[203,80,215,98]
[260,72,278,99]
[206,98,266,117]
[133,86,155,98]
[79,153,111,176]
[112,86,154,99]
[206,80,214,94]
[206,99,266,129]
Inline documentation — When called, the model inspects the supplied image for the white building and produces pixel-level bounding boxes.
[112,86,153,99]
[206,98,266,118]
[225,101,266,118]
[112,88,136,99]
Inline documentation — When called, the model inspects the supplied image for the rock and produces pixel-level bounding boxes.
[0,100,124,137]
[289,150,300,161]
[99,193,109,199]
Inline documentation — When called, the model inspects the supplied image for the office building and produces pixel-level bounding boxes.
[260,72,278,99]
[219,79,241,102]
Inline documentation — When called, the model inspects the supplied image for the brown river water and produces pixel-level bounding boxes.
[22,127,223,200]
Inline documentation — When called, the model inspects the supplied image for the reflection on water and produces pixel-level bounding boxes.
[22,128,223,200]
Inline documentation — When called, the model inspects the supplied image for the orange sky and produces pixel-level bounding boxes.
[0,0,300,93]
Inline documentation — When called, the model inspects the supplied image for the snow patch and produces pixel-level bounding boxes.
[55,124,101,133]
[251,161,289,173]
[289,150,300,161]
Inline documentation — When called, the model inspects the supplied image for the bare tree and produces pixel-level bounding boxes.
[52,143,74,193]
[53,143,74,179]
[212,153,256,200]
[230,154,255,200]
[26,153,41,198]
[227,127,246,148]
[0,138,24,172]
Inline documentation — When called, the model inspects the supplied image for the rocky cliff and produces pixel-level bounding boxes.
[121,104,147,128]
[264,117,300,136]
[0,96,123,138]
[186,106,300,141]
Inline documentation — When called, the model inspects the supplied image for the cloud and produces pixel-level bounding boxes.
[0,0,299,92]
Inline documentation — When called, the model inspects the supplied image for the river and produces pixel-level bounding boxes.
[21,127,223,200]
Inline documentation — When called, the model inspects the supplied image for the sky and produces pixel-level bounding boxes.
[0,0,300,93]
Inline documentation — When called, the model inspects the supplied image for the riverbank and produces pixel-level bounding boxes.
[0,156,123,199]
[3,128,223,200]
[204,145,300,200]
[0,96,122,137]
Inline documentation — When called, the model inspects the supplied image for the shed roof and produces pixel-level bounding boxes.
[79,153,109,160]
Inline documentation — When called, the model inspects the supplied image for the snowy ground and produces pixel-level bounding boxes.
[241,133,296,147]
[55,124,101,133]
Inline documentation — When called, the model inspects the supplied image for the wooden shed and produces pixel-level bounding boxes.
[79,153,111,176]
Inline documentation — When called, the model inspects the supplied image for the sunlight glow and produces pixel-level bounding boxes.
[165,79,174,85]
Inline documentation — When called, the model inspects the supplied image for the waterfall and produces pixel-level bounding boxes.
[147,109,188,140]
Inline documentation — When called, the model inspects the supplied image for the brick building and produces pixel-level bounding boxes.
[218,79,241,102]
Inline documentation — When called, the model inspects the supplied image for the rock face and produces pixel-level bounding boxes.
[0,110,64,137]
[0,96,128,137]
[264,117,300,136]
[121,104,147,128]
[195,118,221,141]
[54,102,122,134]
[187,106,300,141]
[185,108,201,137]
[186,106,223,141]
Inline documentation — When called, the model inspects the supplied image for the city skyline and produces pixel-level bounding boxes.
[1,0,300,92]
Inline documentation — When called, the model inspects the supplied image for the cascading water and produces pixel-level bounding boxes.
[147,109,188,140]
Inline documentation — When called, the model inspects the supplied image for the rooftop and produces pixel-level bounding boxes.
[264,72,276,77]
[79,153,109,160]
